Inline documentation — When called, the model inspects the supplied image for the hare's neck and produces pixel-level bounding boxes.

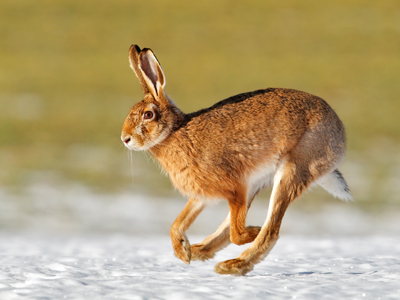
[148,131,209,198]
[148,131,189,175]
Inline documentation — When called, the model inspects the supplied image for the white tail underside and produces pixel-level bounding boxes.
[316,169,352,202]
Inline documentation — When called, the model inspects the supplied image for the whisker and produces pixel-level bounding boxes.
[129,150,134,182]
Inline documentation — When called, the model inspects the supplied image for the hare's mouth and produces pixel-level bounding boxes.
[121,136,147,151]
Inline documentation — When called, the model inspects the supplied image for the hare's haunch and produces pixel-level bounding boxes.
[121,45,351,276]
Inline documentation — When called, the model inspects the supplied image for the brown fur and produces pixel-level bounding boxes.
[121,45,351,276]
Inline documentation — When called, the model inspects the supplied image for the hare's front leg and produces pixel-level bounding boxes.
[170,198,205,264]
[228,188,261,246]
[191,191,259,261]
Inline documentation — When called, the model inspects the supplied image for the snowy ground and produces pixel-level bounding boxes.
[0,185,399,299]
[0,234,399,300]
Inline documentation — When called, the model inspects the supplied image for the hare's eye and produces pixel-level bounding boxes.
[143,111,154,120]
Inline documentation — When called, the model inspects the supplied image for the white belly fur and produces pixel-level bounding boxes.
[246,162,277,202]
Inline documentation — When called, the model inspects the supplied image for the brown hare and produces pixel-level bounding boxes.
[121,45,352,276]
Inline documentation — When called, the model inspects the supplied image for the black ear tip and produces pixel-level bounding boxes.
[141,48,153,54]
[130,44,141,53]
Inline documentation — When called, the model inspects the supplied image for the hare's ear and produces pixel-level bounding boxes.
[129,45,150,95]
[138,48,166,100]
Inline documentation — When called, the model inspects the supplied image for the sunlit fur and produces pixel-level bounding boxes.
[121,45,352,276]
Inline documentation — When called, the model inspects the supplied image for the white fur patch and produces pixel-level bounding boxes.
[317,172,353,202]
[246,162,277,202]
[264,159,286,225]
[142,128,170,150]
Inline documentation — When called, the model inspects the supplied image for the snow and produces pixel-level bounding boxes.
[1,183,400,236]
[0,184,400,299]
[0,234,399,299]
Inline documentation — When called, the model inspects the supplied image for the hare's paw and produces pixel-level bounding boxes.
[215,258,254,276]
[245,226,261,241]
[172,236,191,264]
[231,226,261,245]
[191,244,216,262]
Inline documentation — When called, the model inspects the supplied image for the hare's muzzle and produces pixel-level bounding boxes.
[121,133,131,147]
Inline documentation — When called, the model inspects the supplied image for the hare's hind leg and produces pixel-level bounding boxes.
[215,158,309,275]
[171,198,206,264]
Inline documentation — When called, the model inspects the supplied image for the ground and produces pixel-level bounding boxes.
[0,234,398,300]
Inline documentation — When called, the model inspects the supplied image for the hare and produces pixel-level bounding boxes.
[121,45,352,276]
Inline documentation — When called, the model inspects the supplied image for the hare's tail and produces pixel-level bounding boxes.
[317,169,352,202]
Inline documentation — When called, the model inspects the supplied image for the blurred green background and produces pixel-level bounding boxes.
[1,0,399,212]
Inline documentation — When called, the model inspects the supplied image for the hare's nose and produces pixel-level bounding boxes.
[121,132,131,144]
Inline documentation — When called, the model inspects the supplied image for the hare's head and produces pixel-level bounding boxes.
[121,45,183,151]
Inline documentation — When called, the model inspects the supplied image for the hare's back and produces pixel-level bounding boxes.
[182,88,345,162]
[187,88,339,133]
